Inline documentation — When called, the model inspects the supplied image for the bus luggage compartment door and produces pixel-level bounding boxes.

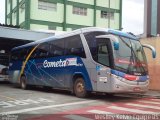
[96,69,111,92]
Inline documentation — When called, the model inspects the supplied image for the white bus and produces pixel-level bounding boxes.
[9,27,156,98]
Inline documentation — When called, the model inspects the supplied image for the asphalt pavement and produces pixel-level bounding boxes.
[0,82,160,120]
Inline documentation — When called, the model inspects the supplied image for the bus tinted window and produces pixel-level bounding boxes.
[30,46,37,59]
[29,43,50,59]
[11,47,32,61]
[38,43,50,58]
[97,42,110,66]
[11,51,20,61]
[20,48,29,60]
[50,39,65,57]
[65,35,86,58]
[85,32,108,61]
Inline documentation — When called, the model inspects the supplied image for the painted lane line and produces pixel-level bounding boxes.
[138,100,160,105]
[0,100,95,115]
[108,106,158,114]
[64,115,92,120]
[151,99,160,102]
[126,103,160,110]
[88,110,113,114]
[0,98,55,108]
[0,94,16,101]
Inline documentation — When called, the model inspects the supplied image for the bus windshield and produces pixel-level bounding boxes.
[114,36,148,75]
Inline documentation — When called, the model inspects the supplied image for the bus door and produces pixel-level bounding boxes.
[95,38,113,92]
[95,34,119,92]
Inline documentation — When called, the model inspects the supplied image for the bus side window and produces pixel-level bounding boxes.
[33,43,50,58]
[50,39,65,57]
[65,35,86,58]
[20,48,28,60]
[85,32,108,61]
[11,53,15,61]
[11,51,19,61]
[30,46,37,59]
[98,43,110,66]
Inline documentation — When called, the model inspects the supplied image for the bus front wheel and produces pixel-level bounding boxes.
[74,78,88,98]
[20,76,28,90]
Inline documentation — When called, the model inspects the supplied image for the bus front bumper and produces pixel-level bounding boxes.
[110,77,149,93]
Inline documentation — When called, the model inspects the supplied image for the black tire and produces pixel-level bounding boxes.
[20,76,28,90]
[74,78,88,98]
[105,93,115,97]
[43,86,52,92]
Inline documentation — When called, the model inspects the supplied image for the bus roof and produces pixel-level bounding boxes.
[12,27,138,51]
[108,29,138,40]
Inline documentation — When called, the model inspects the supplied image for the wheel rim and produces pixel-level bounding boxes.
[76,82,84,93]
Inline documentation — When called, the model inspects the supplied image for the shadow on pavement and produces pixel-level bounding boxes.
[0,81,11,85]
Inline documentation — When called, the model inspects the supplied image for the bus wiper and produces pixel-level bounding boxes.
[117,37,146,74]
[120,37,146,74]
[128,43,146,74]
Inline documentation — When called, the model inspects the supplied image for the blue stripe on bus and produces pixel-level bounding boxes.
[137,76,148,82]
[111,69,148,82]
[23,56,93,91]
[111,69,125,78]
[108,29,138,40]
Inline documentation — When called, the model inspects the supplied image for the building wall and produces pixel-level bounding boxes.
[7,0,10,14]
[66,5,94,26]
[68,0,94,5]
[151,0,158,36]
[12,12,16,25]
[6,0,11,24]
[6,0,122,31]
[97,0,109,8]
[30,24,48,31]
[12,0,17,8]
[157,1,160,35]
[110,0,120,9]
[96,10,109,28]
[144,0,160,37]
[19,6,25,26]
[141,37,160,91]
[30,0,64,23]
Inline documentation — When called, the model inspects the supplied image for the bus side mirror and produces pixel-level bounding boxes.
[96,35,119,50]
[142,44,156,58]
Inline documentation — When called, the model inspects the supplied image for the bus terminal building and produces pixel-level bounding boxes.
[5,0,122,31]
[0,26,54,71]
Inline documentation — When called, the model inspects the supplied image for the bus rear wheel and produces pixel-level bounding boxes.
[20,76,28,90]
[74,78,88,98]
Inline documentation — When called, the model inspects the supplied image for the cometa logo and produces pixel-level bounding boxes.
[43,58,77,68]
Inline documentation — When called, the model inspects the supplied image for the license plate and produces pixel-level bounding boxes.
[133,87,141,92]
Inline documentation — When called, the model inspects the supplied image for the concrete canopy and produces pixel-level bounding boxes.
[0,26,54,41]
[0,26,55,66]
[0,26,55,51]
